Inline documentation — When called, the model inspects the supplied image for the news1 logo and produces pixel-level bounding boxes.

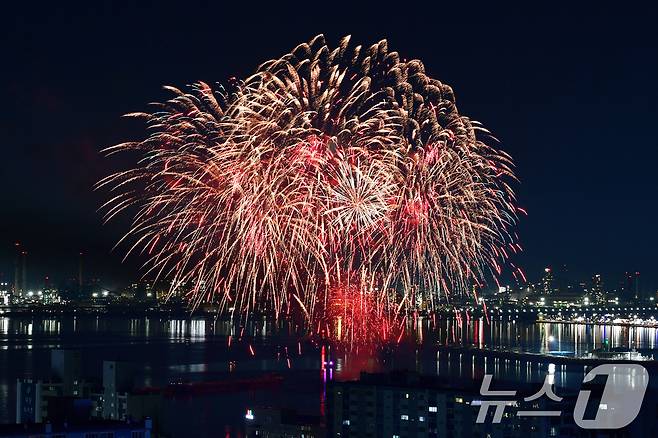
[476,364,649,429]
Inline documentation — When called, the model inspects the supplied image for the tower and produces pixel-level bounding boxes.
[21,250,27,294]
[13,243,28,296]
[13,242,21,296]
[78,251,84,297]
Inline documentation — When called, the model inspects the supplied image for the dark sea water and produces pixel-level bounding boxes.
[0,315,656,436]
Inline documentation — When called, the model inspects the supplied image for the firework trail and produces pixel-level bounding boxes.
[99,35,519,345]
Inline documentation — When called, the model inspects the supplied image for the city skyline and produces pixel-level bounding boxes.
[0,245,651,300]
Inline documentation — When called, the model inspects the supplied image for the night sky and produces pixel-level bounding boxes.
[2,2,657,292]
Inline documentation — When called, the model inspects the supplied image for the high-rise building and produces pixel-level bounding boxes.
[327,371,567,438]
[13,243,27,296]
[22,252,27,294]
[15,379,86,423]
[102,361,133,420]
[624,271,640,300]
[591,274,604,304]
[16,350,97,424]
[556,264,569,294]
[541,267,553,295]
[51,350,83,396]
[16,379,43,423]
[78,252,84,297]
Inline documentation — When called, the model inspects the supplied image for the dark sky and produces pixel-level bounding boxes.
[2,2,657,292]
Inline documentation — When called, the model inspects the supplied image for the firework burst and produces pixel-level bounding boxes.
[99,35,519,346]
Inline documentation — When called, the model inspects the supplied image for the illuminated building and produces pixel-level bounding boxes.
[122,281,156,302]
[15,351,160,431]
[15,379,99,424]
[51,350,84,396]
[624,271,640,300]
[590,274,604,304]
[17,350,95,423]
[328,371,567,438]
[541,267,554,295]
[102,361,133,420]
[245,407,325,437]
[0,282,10,305]
[42,287,62,304]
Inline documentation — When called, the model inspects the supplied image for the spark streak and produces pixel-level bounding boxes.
[99,35,519,347]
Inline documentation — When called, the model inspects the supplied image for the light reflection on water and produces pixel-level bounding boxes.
[0,315,656,434]
[2,314,654,351]
[409,316,658,355]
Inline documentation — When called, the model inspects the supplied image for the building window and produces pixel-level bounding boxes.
[429,406,437,412]
[401,415,409,420]
[419,416,425,422]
